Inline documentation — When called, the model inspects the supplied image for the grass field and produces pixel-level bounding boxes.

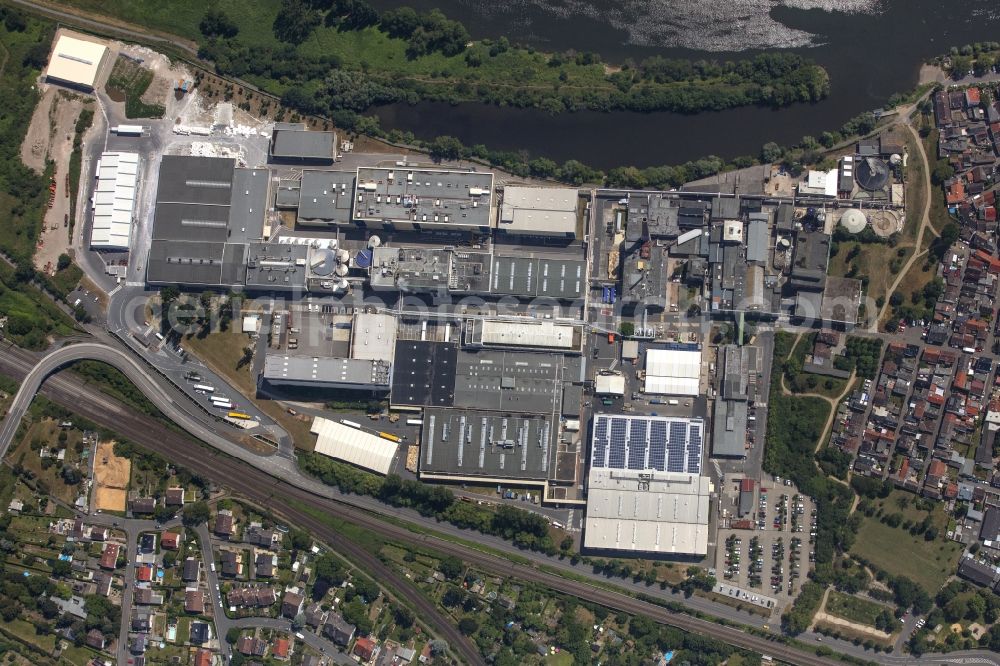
[922,128,955,235]
[0,618,56,653]
[901,125,929,241]
[850,510,963,594]
[829,242,909,311]
[825,590,892,627]
[105,55,164,119]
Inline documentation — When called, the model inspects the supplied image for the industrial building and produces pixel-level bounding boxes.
[712,399,748,458]
[310,417,397,475]
[419,408,556,484]
[45,33,108,90]
[262,311,395,392]
[368,246,585,300]
[276,170,356,226]
[90,152,139,250]
[584,414,709,555]
[146,156,269,288]
[268,125,336,164]
[498,186,578,238]
[463,319,583,353]
[353,167,494,232]
[643,347,702,396]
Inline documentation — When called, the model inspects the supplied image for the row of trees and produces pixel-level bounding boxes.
[300,453,561,554]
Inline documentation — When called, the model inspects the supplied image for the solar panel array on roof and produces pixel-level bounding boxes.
[590,414,703,474]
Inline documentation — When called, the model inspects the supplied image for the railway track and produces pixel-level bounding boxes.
[0,347,837,665]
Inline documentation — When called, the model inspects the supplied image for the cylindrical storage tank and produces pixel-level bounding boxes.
[839,208,868,234]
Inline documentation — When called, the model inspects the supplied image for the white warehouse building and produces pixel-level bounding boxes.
[310,416,397,475]
[90,152,139,250]
[643,347,702,396]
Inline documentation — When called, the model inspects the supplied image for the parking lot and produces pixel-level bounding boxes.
[715,475,816,611]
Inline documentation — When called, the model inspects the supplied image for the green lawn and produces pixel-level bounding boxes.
[850,513,963,594]
[0,618,56,652]
[825,590,892,627]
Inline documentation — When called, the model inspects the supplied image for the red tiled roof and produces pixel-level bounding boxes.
[274,638,289,658]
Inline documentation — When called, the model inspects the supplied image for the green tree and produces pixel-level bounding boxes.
[56,254,71,271]
[428,135,463,162]
[438,555,463,580]
[182,501,211,526]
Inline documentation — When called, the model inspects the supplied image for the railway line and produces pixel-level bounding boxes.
[0,344,838,666]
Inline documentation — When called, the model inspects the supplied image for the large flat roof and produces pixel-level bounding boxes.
[90,152,138,250]
[466,319,580,350]
[644,347,702,396]
[297,170,355,225]
[390,340,458,408]
[420,408,555,482]
[146,156,268,288]
[584,469,710,555]
[263,355,390,388]
[46,34,107,88]
[452,349,577,414]
[269,128,336,162]
[499,186,578,236]
[590,414,704,474]
[354,167,493,229]
[712,399,748,457]
[490,255,585,300]
[350,313,397,362]
[311,417,396,475]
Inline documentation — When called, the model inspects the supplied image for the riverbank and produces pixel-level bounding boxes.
[55,0,828,117]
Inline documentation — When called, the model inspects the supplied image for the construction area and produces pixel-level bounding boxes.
[92,440,130,512]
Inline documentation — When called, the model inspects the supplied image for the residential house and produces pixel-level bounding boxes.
[165,487,185,506]
[190,621,210,645]
[194,649,213,666]
[183,557,200,583]
[131,497,156,515]
[161,531,181,550]
[236,636,268,657]
[93,572,112,597]
[304,602,326,628]
[220,550,241,578]
[273,637,290,660]
[255,552,276,578]
[140,533,156,553]
[323,613,355,646]
[214,510,236,539]
[85,629,106,651]
[281,591,304,619]
[99,543,119,570]
[354,636,377,662]
[185,589,205,614]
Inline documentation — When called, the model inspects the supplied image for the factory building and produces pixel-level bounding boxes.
[90,152,139,250]
[463,319,583,354]
[419,408,556,484]
[268,124,336,164]
[353,167,493,232]
[584,414,710,555]
[261,311,395,392]
[274,170,356,226]
[497,186,578,238]
[45,33,108,91]
[146,156,269,288]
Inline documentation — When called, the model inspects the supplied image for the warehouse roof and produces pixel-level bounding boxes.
[390,340,458,408]
[590,414,704,474]
[297,170,355,225]
[499,186,577,236]
[350,313,397,362]
[90,152,139,250]
[354,167,493,229]
[490,255,585,300]
[584,469,710,555]
[644,348,702,396]
[451,349,576,413]
[46,34,107,89]
[467,319,580,350]
[269,128,336,162]
[263,356,390,388]
[420,408,555,482]
[712,399,748,457]
[310,417,396,475]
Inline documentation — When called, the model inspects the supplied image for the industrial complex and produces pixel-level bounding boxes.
[61,53,905,566]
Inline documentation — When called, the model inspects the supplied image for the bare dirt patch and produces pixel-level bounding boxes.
[93,440,130,512]
[26,90,92,273]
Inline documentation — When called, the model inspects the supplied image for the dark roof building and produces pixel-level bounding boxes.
[269,126,336,164]
[323,613,356,645]
[958,557,999,588]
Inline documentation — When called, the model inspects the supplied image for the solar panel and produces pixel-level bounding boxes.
[592,416,609,468]
[648,420,667,471]
[687,423,703,474]
[608,418,627,469]
[627,420,648,469]
[667,421,687,472]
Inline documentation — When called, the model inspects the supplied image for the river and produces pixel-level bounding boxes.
[365,0,1000,169]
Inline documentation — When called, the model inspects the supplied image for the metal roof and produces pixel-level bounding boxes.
[269,129,336,162]
[499,186,577,236]
[310,417,396,475]
[90,152,138,250]
[46,34,107,88]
